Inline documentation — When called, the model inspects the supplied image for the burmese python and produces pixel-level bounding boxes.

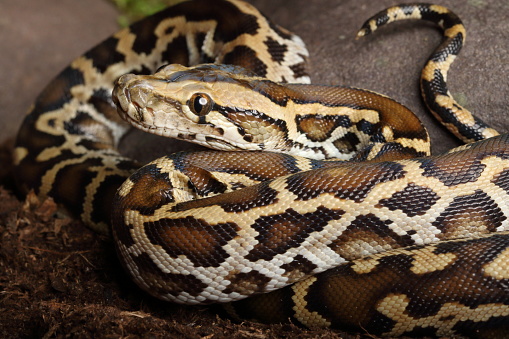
[13,0,509,337]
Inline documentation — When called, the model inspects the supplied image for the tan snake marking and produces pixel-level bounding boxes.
[13,1,509,337]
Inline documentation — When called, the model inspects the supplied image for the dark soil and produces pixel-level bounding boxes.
[0,139,366,339]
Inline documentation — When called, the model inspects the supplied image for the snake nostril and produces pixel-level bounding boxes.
[117,73,136,86]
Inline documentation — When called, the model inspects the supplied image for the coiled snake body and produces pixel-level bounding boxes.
[14,1,509,337]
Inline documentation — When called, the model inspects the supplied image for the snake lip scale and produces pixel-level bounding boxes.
[14,1,509,337]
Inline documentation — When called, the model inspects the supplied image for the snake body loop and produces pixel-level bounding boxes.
[14,1,509,337]
[14,0,309,233]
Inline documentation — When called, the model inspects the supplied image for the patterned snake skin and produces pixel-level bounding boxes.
[13,1,509,337]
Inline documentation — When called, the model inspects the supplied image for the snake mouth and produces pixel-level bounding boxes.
[112,76,141,126]
[112,84,129,117]
[113,75,160,130]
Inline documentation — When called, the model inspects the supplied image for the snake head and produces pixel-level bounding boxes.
[113,64,292,152]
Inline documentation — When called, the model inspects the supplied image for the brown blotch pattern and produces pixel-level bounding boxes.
[296,114,351,142]
[130,252,208,299]
[116,163,175,216]
[49,157,104,216]
[33,66,85,114]
[333,132,361,153]
[285,161,406,202]
[377,183,440,217]
[433,190,505,238]
[144,217,239,267]
[289,60,309,80]
[161,35,189,66]
[328,213,414,260]
[84,36,125,73]
[284,84,428,141]
[398,236,509,319]
[419,151,487,186]
[281,254,318,281]
[493,168,509,193]
[223,108,288,144]
[222,270,272,296]
[223,45,268,78]
[89,88,126,124]
[64,111,115,147]
[301,255,414,332]
[173,151,304,182]
[174,181,279,213]
[246,207,345,262]
[264,37,287,63]
[181,163,228,197]
[231,233,509,336]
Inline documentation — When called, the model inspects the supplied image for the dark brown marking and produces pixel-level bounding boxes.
[289,59,309,79]
[64,111,115,146]
[173,180,279,214]
[365,143,429,162]
[222,45,268,77]
[433,190,505,238]
[285,162,406,203]
[33,66,85,114]
[419,151,487,186]
[128,252,208,299]
[222,270,272,296]
[227,287,294,324]
[171,151,303,182]
[284,84,428,142]
[49,157,104,217]
[246,207,345,262]
[296,114,351,142]
[280,254,318,281]
[493,168,509,193]
[264,37,287,63]
[144,217,239,267]
[161,35,190,66]
[328,213,414,260]
[130,16,162,55]
[114,163,176,216]
[356,119,375,135]
[84,36,125,73]
[265,17,293,40]
[221,107,289,144]
[377,183,440,217]
[89,88,126,124]
[184,164,228,196]
[333,132,361,153]
[92,169,138,227]
[13,128,64,193]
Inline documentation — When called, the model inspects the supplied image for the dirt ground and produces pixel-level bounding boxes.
[1,0,508,338]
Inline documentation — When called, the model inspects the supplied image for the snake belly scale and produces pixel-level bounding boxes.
[13,1,509,337]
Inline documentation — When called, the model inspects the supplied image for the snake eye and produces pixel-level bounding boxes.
[189,93,213,116]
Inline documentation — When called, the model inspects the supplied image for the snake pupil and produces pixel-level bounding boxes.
[190,93,213,116]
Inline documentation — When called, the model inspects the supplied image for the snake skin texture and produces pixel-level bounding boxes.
[13,1,509,337]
